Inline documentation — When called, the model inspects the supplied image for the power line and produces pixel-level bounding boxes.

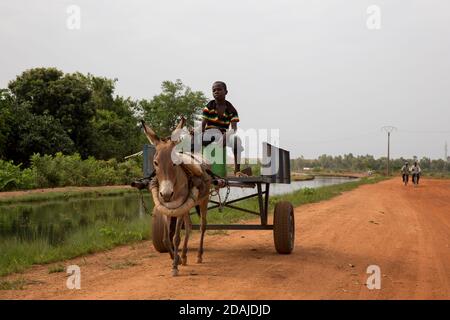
[293,131,381,144]
[397,129,450,134]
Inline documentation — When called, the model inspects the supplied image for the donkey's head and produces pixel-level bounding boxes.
[141,118,186,202]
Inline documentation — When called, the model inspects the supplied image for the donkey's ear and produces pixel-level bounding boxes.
[175,117,186,130]
[171,117,186,144]
[141,120,160,145]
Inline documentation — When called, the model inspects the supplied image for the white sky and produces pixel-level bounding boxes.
[1,0,449,159]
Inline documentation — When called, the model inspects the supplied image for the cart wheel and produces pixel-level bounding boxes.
[273,201,295,254]
[152,212,176,253]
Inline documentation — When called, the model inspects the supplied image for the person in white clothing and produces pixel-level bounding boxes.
[411,161,421,185]
[400,162,410,186]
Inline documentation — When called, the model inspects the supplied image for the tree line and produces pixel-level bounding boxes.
[291,154,450,173]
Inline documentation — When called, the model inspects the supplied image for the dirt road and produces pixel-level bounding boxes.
[1,178,449,299]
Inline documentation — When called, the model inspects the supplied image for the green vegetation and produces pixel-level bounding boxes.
[273,175,386,208]
[0,278,30,290]
[0,153,142,192]
[0,217,150,277]
[107,260,139,270]
[0,192,151,277]
[1,69,143,165]
[48,264,65,274]
[309,172,361,178]
[421,172,450,179]
[0,160,35,191]
[140,79,207,137]
[292,154,450,175]
[30,153,142,188]
[0,187,138,205]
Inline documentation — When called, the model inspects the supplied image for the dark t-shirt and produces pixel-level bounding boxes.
[202,100,239,132]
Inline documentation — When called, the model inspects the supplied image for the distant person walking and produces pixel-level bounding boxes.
[411,161,421,185]
[401,162,410,186]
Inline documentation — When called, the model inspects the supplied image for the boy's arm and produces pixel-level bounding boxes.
[201,119,207,133]
[225,123,238,141]
[230,108,239,133]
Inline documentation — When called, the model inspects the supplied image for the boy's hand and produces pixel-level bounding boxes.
[190,127,202,136]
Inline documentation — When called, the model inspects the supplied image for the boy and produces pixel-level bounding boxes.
[400,162,409,185]
[201,81,243,176]
[411,161,421,185]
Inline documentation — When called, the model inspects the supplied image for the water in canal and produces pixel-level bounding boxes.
[0,176,356,248]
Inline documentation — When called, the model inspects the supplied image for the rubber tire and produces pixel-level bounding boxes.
[273,201,295,254]
[152,212,176,253]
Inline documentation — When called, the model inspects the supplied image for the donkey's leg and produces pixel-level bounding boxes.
[163,215,174,260]
[197,198,208,264]
[171,216,183,276]
[181,214,191,266]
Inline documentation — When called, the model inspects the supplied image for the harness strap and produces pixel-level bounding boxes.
[179,165,194,190]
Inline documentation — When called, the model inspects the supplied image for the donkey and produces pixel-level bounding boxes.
[141,118,211,276]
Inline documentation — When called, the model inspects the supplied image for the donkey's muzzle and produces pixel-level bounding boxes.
[160,191,174,202]
[159,180,174,202]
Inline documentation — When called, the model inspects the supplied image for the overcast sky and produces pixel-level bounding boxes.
[1,0,449,159]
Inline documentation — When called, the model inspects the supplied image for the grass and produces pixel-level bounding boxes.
[0,218,150,277]
[0,175,386,279]
[277,175,386,207]
[0,278,29,290]
[107,260,139,270]
[0,278,43,290]
[308,171,363,178]
[421,172,450,179]
[48,264,65,274]
[0,187,139,205]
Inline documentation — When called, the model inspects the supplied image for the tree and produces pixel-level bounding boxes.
[140,79,207,137]
[0,89,13,159]
[90,97,142,160]
[0,98,74,165]
[8,68,96,158]
[4,68,143,162]
[85,74,116,112]
[420,157,431,170]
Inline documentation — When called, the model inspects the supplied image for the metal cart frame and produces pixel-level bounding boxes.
[135,142,295,254]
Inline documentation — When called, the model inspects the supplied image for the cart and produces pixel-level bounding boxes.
[134,142,295,255]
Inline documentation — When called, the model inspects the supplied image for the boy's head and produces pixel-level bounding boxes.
[212,81,227,102]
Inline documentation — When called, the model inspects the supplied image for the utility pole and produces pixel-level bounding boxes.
[381,126,397,176]
[445,141,448,161]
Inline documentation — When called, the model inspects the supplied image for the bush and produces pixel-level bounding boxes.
[0,160,36,191]
[0,153,143,191]
[31,153,143,188]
